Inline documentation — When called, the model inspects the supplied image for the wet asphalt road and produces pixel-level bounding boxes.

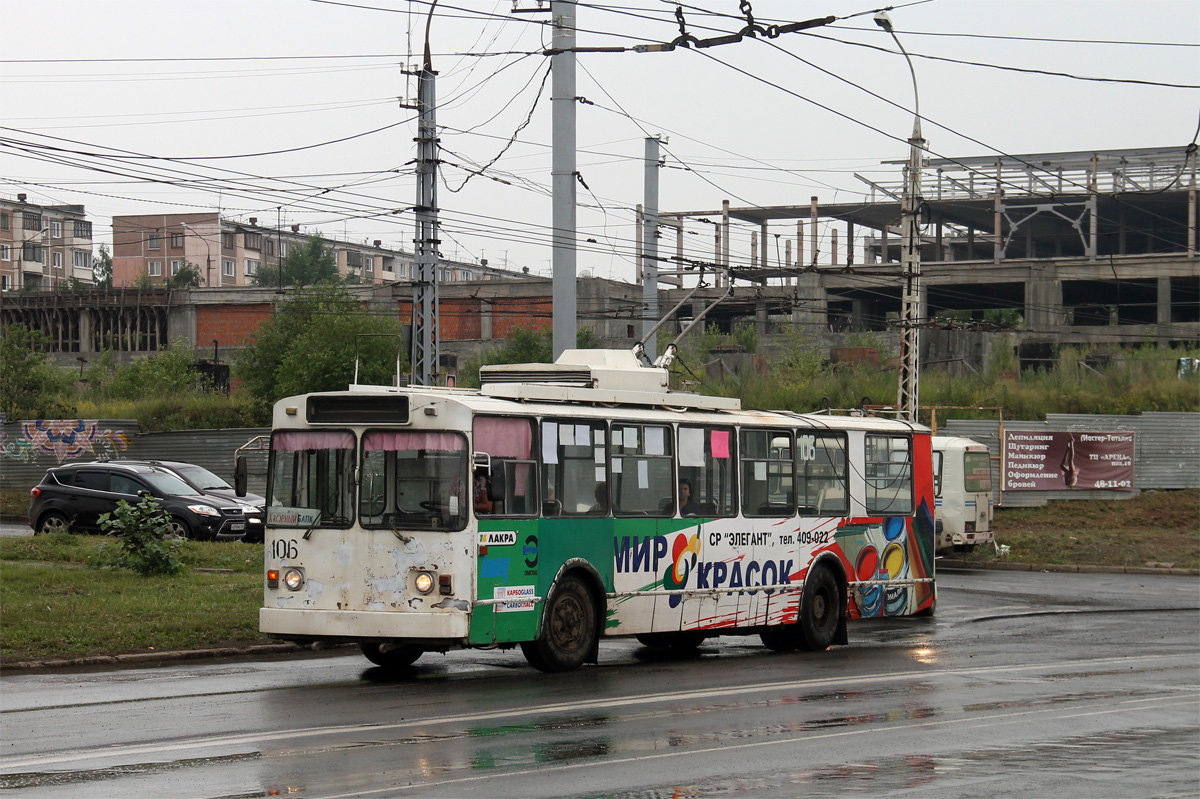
[0,522,33,538]
[1,569,1197,799]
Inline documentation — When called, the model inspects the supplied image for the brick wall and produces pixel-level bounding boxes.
[440,298,481,339]
[197,304,274,347]
[396,296,552,341]
[493,297,551,338]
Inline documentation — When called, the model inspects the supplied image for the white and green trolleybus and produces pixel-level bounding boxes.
[258,349,937,672]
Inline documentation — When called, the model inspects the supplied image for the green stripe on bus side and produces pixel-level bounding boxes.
[469,516,704,645]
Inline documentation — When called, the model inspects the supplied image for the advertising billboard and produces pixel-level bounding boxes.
[1003,431,1135,491]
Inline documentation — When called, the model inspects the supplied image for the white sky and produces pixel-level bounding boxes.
[2,0,1197,283]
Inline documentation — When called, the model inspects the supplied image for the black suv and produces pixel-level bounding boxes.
[29,461,257,541]
[107,459,266,543]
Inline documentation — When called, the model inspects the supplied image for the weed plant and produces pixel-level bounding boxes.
[94,496,186,576]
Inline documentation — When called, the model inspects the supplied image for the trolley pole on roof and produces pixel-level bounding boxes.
[411,8,440,386]
[551,0,578,360]
[876,11,924,422]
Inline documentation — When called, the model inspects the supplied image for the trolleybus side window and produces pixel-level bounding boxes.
[542,420,607,516]
[360,430,468,531]
[865,434,914,515]
[677,425,736,517]
[611,423,673,517]
[270,430,356,528]
[797,432,849,516]
[472,416,537,517]
[741,429,795,517]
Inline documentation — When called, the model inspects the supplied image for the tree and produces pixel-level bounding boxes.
[85,338,205,401]
[235,282,403,406]
[0,324,74,421]
[459,324,598,388]
[93,244,113,289]
[252,235,340,287]
[167,261,202,290]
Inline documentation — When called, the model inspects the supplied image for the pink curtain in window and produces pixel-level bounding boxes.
[473,417,533,458]
[363,431,463,452]
[274,431,354,450]
[474,417,533,497]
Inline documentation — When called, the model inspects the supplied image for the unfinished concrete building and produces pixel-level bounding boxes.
[657,146,1198,371]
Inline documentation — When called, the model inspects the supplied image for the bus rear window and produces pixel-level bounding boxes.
[865,435,913,516]
[963,451,993,493]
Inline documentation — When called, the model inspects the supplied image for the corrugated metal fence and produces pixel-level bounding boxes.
[2,422,270,497]
[942,412,1199,507]
[5,413,1196,510]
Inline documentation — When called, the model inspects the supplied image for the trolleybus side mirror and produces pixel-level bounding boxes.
[234,455,248,497]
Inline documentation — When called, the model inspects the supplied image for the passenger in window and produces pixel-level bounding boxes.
[679,479,700,516]
[589,482,608,514]
[473,473,493,515]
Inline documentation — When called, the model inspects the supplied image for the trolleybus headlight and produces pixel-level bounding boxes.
[282,568,305,591]
[414,571,435,594]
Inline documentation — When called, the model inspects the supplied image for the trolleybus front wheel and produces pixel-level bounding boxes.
[360,641,423,669]
[521,574,597,672]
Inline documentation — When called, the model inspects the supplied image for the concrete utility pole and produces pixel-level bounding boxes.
[876,11,925,422]
[411,8,440,386]
[551,0,577,360]
[641,136,661,359]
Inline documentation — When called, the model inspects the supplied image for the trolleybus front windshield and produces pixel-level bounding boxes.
[268,430,356,528]
[359,430,468,531]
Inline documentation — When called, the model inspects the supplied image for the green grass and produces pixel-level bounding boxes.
[959,488,1199,570]
[1,489,28,519]
[2,492,1195,664]
[1,534,266,662]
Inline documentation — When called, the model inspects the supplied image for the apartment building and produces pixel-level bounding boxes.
[111,212,517,288]
[0,194,94,291]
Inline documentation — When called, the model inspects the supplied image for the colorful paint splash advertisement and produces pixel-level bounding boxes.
[1,420,130,464]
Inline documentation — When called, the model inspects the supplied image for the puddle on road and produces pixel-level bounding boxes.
[572,727,1199,799]
[0,751,261,791]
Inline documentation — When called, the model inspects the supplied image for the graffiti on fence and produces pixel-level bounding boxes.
[1,420,131,464]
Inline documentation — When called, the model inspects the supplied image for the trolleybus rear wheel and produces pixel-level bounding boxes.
[797,565,841,651]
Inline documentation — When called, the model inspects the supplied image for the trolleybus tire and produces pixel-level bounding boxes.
[635,631,707,650]
[359,642,423,669]
[797,564,841,651]
[521,573,596,672]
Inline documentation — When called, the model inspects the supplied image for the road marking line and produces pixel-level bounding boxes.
[2,652,1196,772]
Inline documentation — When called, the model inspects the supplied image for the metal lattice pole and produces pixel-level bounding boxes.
[412,64,440,386]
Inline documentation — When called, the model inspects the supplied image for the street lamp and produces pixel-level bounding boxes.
[180,222,214,287]
[875,11,925,422]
